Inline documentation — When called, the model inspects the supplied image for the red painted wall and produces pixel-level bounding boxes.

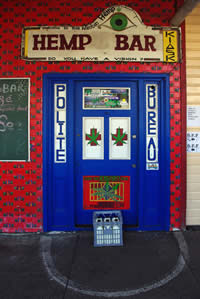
[0,0,185,232]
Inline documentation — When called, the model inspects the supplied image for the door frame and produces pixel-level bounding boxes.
[43,73,170,232]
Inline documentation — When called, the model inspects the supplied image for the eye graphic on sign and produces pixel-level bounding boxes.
[110,13,128,31]
[100,12,140,31]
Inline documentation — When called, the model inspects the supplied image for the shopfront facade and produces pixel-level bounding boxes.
[0,0,186,232]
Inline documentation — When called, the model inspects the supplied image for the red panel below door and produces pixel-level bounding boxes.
[83,176,130,210]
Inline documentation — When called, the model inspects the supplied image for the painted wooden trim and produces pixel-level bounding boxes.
[180,21,187,229]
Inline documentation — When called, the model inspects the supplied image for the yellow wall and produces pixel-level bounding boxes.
[186,4,200,225]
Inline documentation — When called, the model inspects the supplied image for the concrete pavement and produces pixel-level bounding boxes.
[0,230,200,299]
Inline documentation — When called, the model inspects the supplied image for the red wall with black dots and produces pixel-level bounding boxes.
[0,0,185,232]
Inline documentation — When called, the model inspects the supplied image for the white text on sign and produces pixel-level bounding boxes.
[54,84,67,163]
[146,84,159,170]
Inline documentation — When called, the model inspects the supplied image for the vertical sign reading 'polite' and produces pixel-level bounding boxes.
[54,84,67,163]
[146,84,159,170]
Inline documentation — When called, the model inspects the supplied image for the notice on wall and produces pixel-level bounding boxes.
[187,106,200,127]
[187,132,200,153]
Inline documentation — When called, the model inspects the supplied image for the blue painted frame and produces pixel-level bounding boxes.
[43,73,170,232]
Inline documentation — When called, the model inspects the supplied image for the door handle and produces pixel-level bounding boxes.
[131,164,136,168]
[132,135,136,139]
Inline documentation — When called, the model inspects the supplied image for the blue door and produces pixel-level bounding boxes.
[43,73,170,232]
[75,81,138,226]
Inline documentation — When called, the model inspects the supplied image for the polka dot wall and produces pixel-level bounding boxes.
[0,0,185,232]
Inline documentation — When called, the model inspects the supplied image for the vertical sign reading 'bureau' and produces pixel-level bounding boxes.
[54,84,67,163]
[146,84,159,170]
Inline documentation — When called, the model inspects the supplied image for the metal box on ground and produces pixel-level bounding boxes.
[93,211,123,247]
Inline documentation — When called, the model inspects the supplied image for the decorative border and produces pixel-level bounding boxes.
[179,21,187,229]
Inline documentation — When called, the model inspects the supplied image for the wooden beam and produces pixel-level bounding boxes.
[170,0,200,26]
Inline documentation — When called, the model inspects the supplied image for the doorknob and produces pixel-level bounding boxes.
[131,164,136,168]
[77,134,80,137]
[132,135,136,139]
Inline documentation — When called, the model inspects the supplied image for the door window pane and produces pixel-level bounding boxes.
[83,87,130,110]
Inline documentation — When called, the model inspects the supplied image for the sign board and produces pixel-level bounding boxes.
[22,6,180,62]
[187,105,200,127]
[83,176,130,210]
[54,83,67,163]
[187,132,200,153]
[146,84,159,170]
[0,78,29,161]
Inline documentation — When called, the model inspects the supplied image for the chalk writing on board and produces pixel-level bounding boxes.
[0,78,29,161]
[0,115,14,132]
[0,82,26,94]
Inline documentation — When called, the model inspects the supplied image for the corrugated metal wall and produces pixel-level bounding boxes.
[186,4,200,225]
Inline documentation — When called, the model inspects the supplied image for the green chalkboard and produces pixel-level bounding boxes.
[0,78,29,161]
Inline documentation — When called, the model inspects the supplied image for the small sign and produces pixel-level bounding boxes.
[187,132,200,153]
[83,176,130,210]
[54,84,67,163]
[163,30,178,62]
[146,84,159,170]
[187,106,200,127]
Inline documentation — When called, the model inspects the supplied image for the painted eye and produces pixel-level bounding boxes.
[99,10,142,32]
[110,13,128,31]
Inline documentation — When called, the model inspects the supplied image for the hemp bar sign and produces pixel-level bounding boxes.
[22,6,180,62]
